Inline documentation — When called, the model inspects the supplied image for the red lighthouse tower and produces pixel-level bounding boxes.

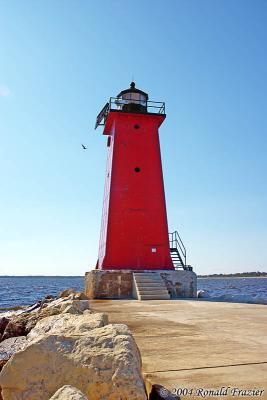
[96,82,174,271]
[85,83,196,300]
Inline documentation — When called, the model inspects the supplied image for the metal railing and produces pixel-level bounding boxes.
[169,230,187,268]
[95,102,109,129]
[95,98,165,129]
[109,97,165,114]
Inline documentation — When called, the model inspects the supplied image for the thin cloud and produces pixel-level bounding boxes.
[0,86,11,97]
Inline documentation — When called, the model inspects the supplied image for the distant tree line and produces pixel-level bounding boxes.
[198,271,267,278]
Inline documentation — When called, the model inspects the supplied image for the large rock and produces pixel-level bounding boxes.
[61,304,83,315]
[197,290,210,298]
[42,297,74,312]
[49,385,87,399]
[0,318,9,339]
[58,289,88,301]
[0,324,147,400]
[1,299,90,341]
[0,337,27,371]
[27,312,108,343]
[59,290,89,301]
[59,288,76,298]
[45,298,90,314]
[73,292,89,300]
[149,384,180,400]
[1,308,58,341]
[60,300,90,314]
[1,317,28,341]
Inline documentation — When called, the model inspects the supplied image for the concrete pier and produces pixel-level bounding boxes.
[90,299,267,399]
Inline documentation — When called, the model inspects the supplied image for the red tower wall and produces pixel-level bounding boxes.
[97,111,174,270]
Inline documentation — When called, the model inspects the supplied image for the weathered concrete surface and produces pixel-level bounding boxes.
[160,270,197,298]
[90,300,267,400]
[85,270,197,299]
[85,270,133,299]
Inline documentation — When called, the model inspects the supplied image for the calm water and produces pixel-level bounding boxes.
[0,276,266,309]
[0,276,84,309]
[198,277,267,304]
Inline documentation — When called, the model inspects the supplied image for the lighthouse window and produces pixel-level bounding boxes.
[134,167,141,173]
[134,124,140,129]
[122,92,146,106]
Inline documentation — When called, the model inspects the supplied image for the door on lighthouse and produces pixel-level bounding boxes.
[124,208,146,269]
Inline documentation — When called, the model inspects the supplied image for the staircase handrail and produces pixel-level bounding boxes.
[169,230,187,266]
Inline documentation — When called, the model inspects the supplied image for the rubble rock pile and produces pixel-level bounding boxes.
[0,289,147,400]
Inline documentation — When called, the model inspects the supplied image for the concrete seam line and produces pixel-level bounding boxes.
[144,361,267,374]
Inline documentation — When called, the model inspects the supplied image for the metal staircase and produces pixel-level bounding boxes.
[132,231,192,301]
[133,272,170,300]
[169,231,192,271]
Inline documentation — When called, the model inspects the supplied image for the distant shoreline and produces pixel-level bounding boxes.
[0,274,266,279]
[0,275,84,278]
[198,276,267,279]
[0,274,267,279]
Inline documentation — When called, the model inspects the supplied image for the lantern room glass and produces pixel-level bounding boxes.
[121,92,147,106]
[116,92,147,110]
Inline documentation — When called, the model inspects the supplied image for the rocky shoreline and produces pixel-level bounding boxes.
[0,289,179,400]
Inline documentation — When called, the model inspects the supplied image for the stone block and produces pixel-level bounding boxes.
[159,270,197,298]
[85,270,133,299]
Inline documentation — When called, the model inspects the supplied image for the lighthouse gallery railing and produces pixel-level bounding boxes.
[95,98,165,129]
[109,97,165,114]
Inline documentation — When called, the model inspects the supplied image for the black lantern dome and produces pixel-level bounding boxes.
[116,82,148,113]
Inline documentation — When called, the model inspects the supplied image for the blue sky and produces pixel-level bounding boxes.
[0,0,266,275]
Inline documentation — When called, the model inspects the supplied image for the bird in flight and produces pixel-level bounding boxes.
[81,144,87,150]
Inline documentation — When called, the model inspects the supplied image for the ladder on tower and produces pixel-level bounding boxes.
[169,231,192,271]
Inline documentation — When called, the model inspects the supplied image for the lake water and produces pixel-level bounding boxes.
[0,276,84,309]
[197,277,267,304]
[0,276,266,310]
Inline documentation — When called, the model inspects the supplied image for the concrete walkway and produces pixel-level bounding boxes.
[90,299,267,399]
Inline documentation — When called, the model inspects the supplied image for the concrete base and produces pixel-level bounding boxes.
[85,270,133,300]
[84,269,197,299]
[160,270,197,298]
